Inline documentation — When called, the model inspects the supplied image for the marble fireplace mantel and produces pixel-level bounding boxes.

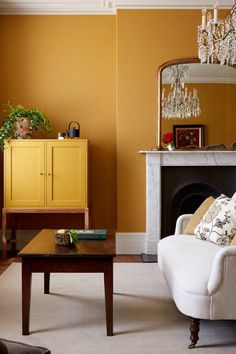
[140,150,236,254]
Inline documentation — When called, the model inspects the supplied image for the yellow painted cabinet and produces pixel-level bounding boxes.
[46,140,87,207]
[4,140,45,207]
[4,139,88,208]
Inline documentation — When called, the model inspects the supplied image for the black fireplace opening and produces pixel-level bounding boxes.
[161,166,236,238]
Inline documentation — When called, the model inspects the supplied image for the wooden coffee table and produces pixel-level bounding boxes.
[18,229,116,336]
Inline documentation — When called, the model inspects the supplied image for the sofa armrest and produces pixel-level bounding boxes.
[174,214,193,235]
[207,245,236,295]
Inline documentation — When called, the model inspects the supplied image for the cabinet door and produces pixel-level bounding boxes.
[46,140,87,207]
[4,140,45,207]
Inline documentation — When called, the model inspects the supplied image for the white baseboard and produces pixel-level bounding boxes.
[115,232,146,255]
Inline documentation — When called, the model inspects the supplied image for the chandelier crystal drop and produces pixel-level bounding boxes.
[198,0,236,66]
[161,65,201,120]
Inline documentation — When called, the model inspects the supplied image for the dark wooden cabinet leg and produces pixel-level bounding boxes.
[11,214,16,253]
[189,317,200,349]
[2,209,7,260]
[104,259,113,336]
[84,209,89,229]
[22,259,32,335]
[44,273,50,294]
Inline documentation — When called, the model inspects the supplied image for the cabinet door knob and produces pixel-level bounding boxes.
[48,173,52,176]
[40,172,44,175]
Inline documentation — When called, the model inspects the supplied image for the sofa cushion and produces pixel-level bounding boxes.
[158,235,220,296]
[231,235,236,245]
[0,338,50,354]
[194,194,236,246]
[183,196,215,235]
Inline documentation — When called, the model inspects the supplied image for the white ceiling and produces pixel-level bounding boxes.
[0,0,233,15]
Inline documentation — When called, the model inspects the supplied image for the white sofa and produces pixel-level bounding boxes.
[158,214,236,349]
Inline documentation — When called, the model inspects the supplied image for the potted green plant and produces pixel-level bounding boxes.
[0,103,51,149]
[55,229,78,246]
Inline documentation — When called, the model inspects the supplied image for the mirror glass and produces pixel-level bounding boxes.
[158,59,236,149]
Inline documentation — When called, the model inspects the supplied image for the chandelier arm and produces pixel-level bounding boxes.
[221,28,236,41]
[198,1,236,66]
[226,2,236,20]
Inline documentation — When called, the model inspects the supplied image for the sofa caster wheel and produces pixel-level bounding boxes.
[188,343,196,349]
[189,317,200,349]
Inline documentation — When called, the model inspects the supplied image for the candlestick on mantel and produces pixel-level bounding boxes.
[214,0,218,24]
[202,8,207,29]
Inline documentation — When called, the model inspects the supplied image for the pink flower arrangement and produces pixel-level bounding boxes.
[162,132,174,144]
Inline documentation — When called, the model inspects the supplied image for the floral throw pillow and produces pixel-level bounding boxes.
[194,194,236,246]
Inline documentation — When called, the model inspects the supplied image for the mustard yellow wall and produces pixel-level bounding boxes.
[0,15,116,229]
[117,10,203,231]
[0,10,233,234]
[116,9,232,232]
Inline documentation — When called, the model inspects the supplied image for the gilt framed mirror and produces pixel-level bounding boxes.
[157,58,236,150]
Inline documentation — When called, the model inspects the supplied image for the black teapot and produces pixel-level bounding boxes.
[67,121,80,138]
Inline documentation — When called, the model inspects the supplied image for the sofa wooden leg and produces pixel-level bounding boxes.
[188,317,200,349]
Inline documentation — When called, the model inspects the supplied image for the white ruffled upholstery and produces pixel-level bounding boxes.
[158,215,236,321]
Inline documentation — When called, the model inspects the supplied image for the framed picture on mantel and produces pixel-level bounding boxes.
[173,124,205,149]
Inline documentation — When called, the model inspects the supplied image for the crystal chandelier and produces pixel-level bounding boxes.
[161,65,201,119]
[198,0,236,66]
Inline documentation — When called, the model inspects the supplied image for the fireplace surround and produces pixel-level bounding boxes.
[140,150,236,254]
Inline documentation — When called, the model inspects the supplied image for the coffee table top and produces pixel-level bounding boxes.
[18,229,116,258]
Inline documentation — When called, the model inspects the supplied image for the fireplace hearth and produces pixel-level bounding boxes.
[140,150,236,254]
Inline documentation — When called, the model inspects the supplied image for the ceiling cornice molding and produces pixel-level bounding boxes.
[116,1,232,10]
[0,1,232,15]
[0,1,116,15]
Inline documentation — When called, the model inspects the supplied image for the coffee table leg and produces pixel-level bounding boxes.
[11,214,17,253]
[22,259,32,335]
[44,273,50,294]
[2,209,7,260]
[104,259,113,336]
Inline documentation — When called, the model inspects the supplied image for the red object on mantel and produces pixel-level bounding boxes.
[163,131,174,144]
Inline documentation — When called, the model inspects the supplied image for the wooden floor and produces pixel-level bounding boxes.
[0,252,142,275]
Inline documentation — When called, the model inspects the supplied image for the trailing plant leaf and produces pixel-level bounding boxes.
[68,229,78,244]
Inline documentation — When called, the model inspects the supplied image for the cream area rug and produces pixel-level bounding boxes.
[0,263,236,354]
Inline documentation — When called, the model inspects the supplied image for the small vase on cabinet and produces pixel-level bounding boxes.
[167,143,175,151]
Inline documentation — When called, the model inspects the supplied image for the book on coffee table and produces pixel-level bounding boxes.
[75,229,107,240]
